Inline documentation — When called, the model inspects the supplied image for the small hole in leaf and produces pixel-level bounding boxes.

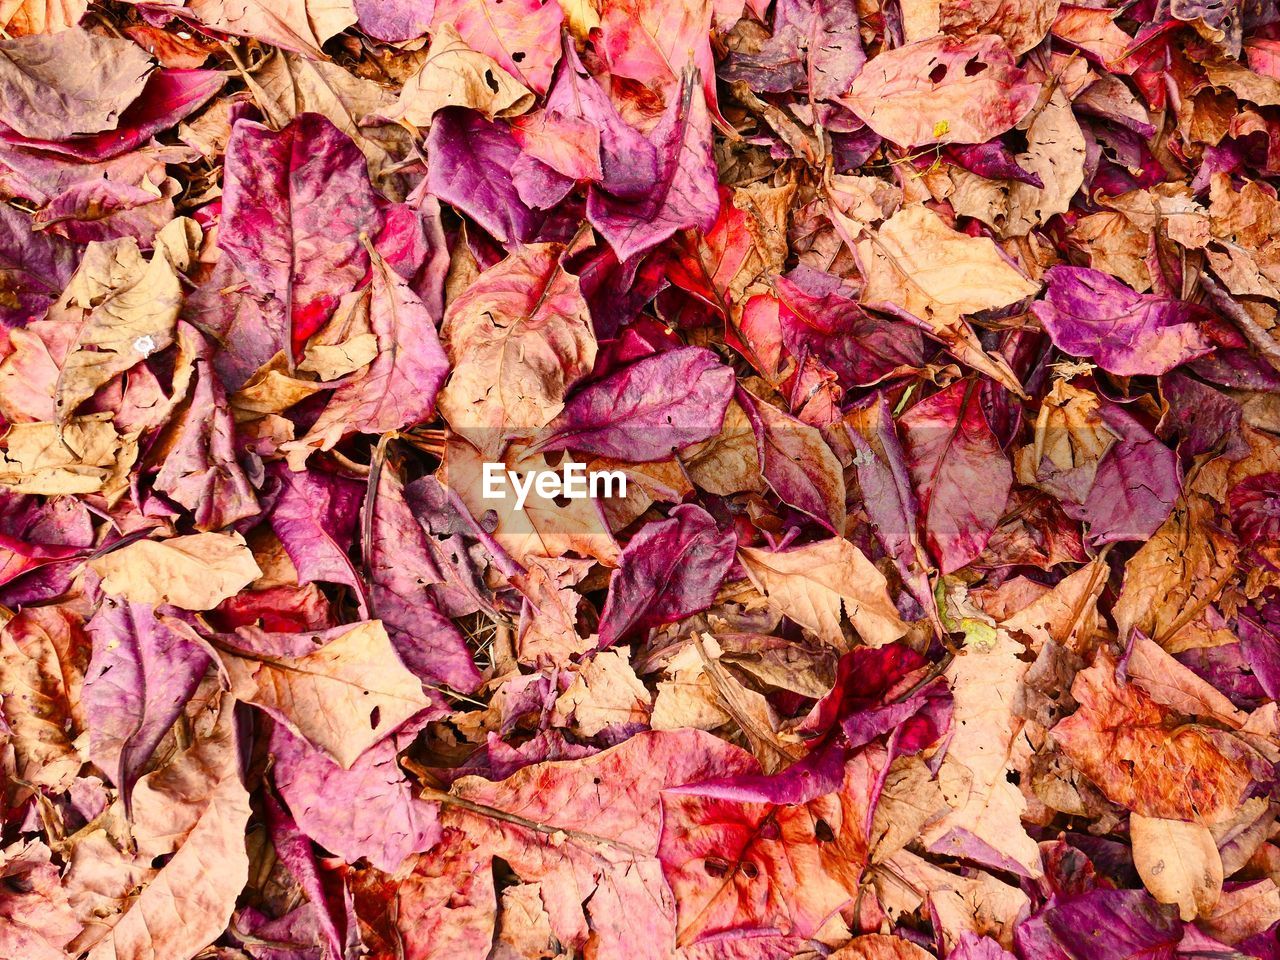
[703,858,730,878]
[815,819,835,843]
[512,51,526,63]
[484,70,500,94]
[929,63,947,83]
[369,706,381,728]
[741,861,760,879]
[964,58,987,77]
[1006,770,1021,786]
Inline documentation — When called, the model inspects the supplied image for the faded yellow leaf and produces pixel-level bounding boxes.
[738,538,907,649]
[52,218,199,423]
[385,23,533,125]
[221,620,434,768]
[857,204,1036,394]
[1131,814,1224,922]
[88,533,262,611]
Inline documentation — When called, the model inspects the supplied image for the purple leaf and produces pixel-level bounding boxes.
[0,203,79,329]
[221,112,383,353]
[950,932,1016,959]
[84,600,212,805]
[427,107,539,245]
[268,463,369,613]
[740,387,847,533]
[587,77,720,262]
[1065,403,1180,546]
[900,379,1012,573]
[154,325,260,532]
[844,392,936,621]
[355,0,435,42]
[32,178,175,245]
[776,266,923,386]
[364,460,482,693]
[1015,889,1182,960]
[598,504,737,649]
[533,346,735,462]
[270,722,442,873]
[299,248,450,452]
[1032,266,1215,376]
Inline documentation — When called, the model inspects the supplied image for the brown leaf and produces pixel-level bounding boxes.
[88,533,262,611]
[1131,813,1223,922]
[738,538,908,649]
[221,619,434,768]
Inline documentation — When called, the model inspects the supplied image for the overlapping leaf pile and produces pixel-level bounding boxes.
[4,1,1280,958]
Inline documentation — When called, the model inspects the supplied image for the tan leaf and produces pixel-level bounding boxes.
[830,933,935,959]
[951,88,1086,238]
[513,554,593,666]
[0,413,131,496]
[129,696,240,859]
[1000,557,1109,655]
[738,538,907,649]
[1113,491,1239,652]
[0,0,87,35]
[180,0,353,59]
[921,630,1043,879]
[876,849,1028,951]
[857,204,1036,394]
[446,437,620,566]
[245,48,410,184]
[87,533,263,611]
[439,244,596,459]
[870,756,947,863]
[1131,814,1223,922]
[552,649,652,738]
[52,218,198,423]
[86,770,251,960]
[1199,878,1280,945]
[385,24,533,125]
[0,607,87,792]
[685,398,763,498]
[220,620,434,768]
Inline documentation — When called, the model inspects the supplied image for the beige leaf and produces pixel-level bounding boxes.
[830,934,935,959]
[129,696,240,860]
[738,538,907,649]
[385,24,533,125]
[952,88,1085,240]
[921,630,1043,879]
[52,218,199,422]
[246,49,410,184]
[0,607,87,792]
[1113,490,1239,652]
[0,0,86,35]
[1000,558,1108,655]
[1131,813,1224,922]
[876,849,1028,950]
[552,650,651,738]
[446,437,620,567]
[512,554,593,666]
[299,334,379,381]
[87,771,251,960]
[870,756,947,863]
[650,634,792,771]
[230,351,326,421]
[439,244,596,459]
[0,413,128,495]
[857,204,1036,394]
[682,397,765,496]
[181,0,353,59]
[220,620,434,768]
[1199,878,1280,945]
[88,533,262,611]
